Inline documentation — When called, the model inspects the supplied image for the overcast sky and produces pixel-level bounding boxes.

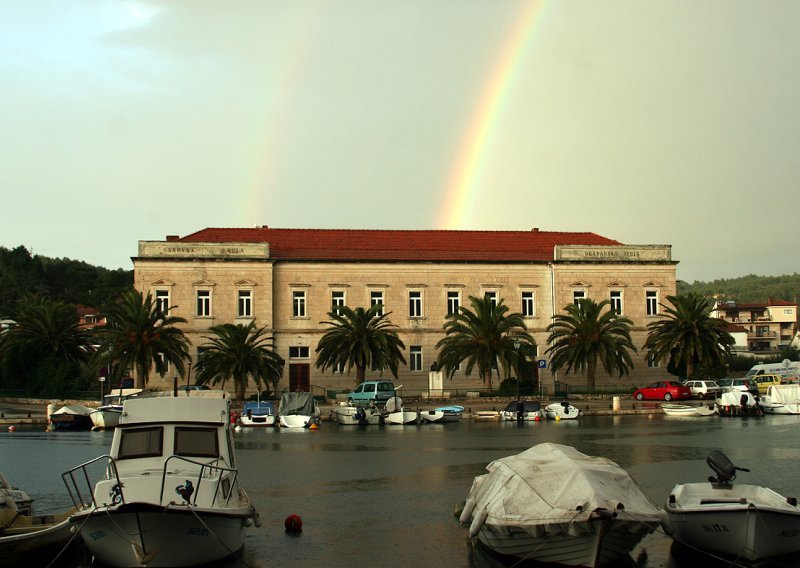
[2,1,798,283]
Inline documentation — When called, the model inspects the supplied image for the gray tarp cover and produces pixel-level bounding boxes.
[279,392,317,416]
[465,443,661,537]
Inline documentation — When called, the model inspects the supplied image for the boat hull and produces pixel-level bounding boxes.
[0,509,78,567]
[665,482,800,561]
[662,404,717,417]
[71,503,251,567]
[333,406,382,425]
[239,414,276,427]
[89,407,122,430]
[544,403,581,420]
[385,410,418,424]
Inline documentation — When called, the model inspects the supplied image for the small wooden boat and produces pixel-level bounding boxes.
[544,401,581,420]
[662,403,717,417]
[0,506,79,567]
[664,450,800,562]
[459,443,662,567]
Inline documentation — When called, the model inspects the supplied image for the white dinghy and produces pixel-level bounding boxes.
[62,391,260,567]
[544,401,581,420]
[459,443,662,567]
[662,403,717,417]
[332,402,383,425]
[761,383,800,415]
[663,450,800,562]
[384,394,418,425]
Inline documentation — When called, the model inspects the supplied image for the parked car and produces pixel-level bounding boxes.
[717,377,759,397]
[346,380,396,405]
[752,374,781,395]
[682,380,722,399]
[633,381,692,402]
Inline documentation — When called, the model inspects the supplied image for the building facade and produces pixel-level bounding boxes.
[711,299,798,353]
[132,227,677,395]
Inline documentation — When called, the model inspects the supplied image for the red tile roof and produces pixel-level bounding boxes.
[177,227,623,262]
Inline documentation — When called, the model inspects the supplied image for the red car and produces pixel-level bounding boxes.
[633,381,692,401]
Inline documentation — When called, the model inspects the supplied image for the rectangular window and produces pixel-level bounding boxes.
[370,291,384,316]
[573,290,586,305]
[610,291,622,314]
[174,427,219,458]
[447,291,460,316]
[410,346,422,372]
[292,291,307,318]
[647,352,659,368]
[484,291,497,310]
[646,291,658,316]
[289,346,310,359]
[521,291,535,317]
[155,290,170,316]
[237,290,252,318]
[118,427,163,460]
[196,290,211,317]
[409,291,422,318]
[331,291,345,313]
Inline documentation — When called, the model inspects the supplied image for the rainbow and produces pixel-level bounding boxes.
[438,0,545,229]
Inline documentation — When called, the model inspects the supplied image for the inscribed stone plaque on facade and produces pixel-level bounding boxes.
[138,242,270,258]
[554,245,671,262]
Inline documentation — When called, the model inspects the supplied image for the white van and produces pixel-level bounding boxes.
[744,360,800,383]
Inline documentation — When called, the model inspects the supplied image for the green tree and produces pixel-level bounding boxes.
[644,293,734,380]
[435,295,535,393]
[315,305,406,387]
[545,298,637,390]
[96,290,190,389]
[194,322,284,399]
[0,295,94,395]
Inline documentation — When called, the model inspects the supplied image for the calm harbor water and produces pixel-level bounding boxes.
[3,412,800,567]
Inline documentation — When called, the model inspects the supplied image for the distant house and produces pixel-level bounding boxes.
[76,305,106,330]
[712,298,797,353]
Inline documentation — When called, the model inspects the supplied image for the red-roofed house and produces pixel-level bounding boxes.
[133,227,677,395]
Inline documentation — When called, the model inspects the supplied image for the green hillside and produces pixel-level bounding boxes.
[678,273,800,304]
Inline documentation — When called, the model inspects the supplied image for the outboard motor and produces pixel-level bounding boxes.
[707,450,749,486]
[516,401,524,422]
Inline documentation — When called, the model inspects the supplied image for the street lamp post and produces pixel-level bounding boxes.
[173,371,178,397]
[513,339,522,422]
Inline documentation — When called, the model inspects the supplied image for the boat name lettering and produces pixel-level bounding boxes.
[780,529,800,537]
[88,530,108,541]
[701,524,730,533]
[186,526,210,536]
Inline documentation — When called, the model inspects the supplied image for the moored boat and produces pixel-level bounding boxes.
[240,400,276,427]
[715,390,763,417]
[332,402,383,425]
[459,443,662,567]
[662,403,717,417]
[500,400,543,421]
[544,401,581,420]
[384,395,418,425]
[278,391,321,428]
[472,410,500,421]
[761,383,800,415]
[420,405,464,423]
[89,388,147,430]
[62,391,260,567]
[663,450,800,562]
[49,404,94,431]
[0,504,80,567]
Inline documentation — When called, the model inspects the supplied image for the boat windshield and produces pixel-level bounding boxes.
[174,427,219,458]
[118,426,163,459]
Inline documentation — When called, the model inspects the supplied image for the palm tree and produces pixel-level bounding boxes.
[545,298,637,390]
[97,290,190,389]
[315,305,406,387]
[644,293,734,380]
[436,295,535,393]
[0,295,93,364]
[0,296,94,395]
[194,322,284,399]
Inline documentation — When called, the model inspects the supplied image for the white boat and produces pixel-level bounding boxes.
[89,388,147,430]
[0,503,78,567]
[62,391,260,567]
[332,403,383,425]
[0,471,33,515]
[761,383,800,415]
[239,400,276,427]
[459,443,662,567]
[420,405,464,423]
[663,450,800,562]
[49,404,94,431]
[500,400,544,421]
[715,390,764,417]
[384,395,418,425]
[472,410,501,421]
[544,401,581,420]
[662,403,717,417]
[278,391,321,428]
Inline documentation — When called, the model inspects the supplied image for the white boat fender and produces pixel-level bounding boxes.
[468,508,488,538]
[459,497,476,524]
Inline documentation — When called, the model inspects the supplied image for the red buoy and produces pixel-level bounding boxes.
[284,514,303,534]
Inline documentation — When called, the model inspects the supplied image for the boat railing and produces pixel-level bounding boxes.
[62,454,123,511]
[160,455,240,507]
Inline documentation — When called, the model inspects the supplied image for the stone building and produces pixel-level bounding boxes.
[133,227,677,395]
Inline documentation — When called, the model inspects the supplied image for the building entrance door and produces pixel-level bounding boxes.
[289,364,310,392]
